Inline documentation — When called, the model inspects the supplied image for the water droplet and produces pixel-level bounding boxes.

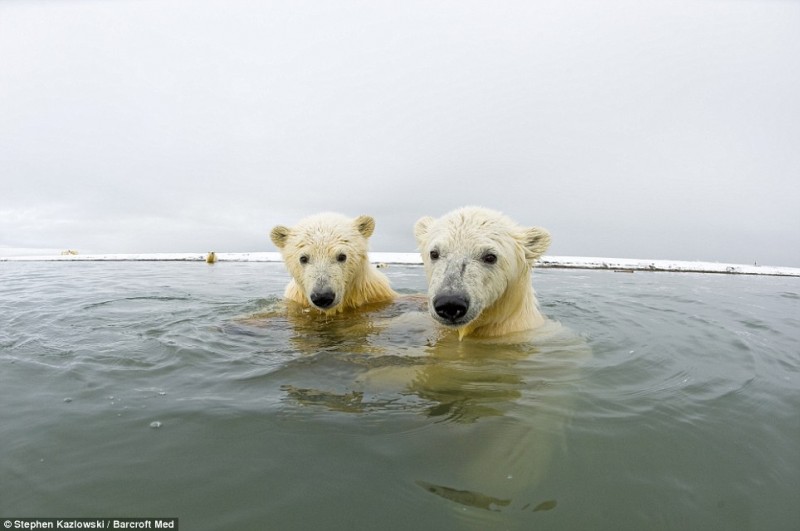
[63,397,73,403]
[149,421,162,429]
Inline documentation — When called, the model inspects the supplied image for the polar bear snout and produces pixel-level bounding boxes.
[432,293,470,323]
[310,287,337,309]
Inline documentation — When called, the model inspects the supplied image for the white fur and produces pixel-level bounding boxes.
[270,213,396,314]
[414,206,551,339]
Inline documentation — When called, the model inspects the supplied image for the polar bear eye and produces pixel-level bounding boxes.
[481,253,497,264]
[299,255,309,265]
[336,253,347,263]
[429,250,440,260]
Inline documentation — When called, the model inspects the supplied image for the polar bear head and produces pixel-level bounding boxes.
[414,206,551,338]
[271,213,394,313]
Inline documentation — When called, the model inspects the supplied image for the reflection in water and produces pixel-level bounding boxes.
[280,384,367,413]
[416,480,511,511]
[239,298,590,517]
[531,499,558,512]
[410,356,524,423]
[241,295,435,354]
[4,264,798,529]
[410,326,589,514]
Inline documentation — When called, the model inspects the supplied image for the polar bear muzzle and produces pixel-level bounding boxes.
[310,287,337,309]
[432,293,470,323]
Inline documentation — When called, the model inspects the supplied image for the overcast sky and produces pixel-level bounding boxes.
[1,0,798,266]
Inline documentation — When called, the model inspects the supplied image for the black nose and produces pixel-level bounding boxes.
[310,290,336,308]
[433,294,469,322]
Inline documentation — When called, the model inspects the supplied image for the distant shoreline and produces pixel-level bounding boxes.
[2,252,798,277]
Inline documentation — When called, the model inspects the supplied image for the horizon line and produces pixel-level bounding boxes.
[2,252,798,277]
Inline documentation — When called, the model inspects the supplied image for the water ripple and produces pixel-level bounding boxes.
[2,263,798,529]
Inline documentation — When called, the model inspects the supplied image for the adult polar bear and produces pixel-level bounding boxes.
[270,213,396,314]
[414,206,552,339]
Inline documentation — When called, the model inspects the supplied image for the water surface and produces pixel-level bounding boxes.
[1,262,798,530]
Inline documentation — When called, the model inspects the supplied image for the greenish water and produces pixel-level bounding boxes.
[1,262,798,530]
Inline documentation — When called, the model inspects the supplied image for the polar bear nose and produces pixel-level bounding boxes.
[310,289,336,309]
[433,294,470,322]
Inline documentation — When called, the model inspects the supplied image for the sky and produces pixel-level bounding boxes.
[1,0,799,266]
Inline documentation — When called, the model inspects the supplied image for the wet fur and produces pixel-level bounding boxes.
[270,213,396,314]
[415,206,551,339]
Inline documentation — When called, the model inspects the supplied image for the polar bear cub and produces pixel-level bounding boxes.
[270,213,397,314]
[414,206,551,339]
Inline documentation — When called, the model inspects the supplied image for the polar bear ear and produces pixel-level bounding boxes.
[414,216,434,246]
[354,215,376,238]
[270,225,291,249]
[520,227,551,261]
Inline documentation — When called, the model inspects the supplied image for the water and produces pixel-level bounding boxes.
[1,262,798,530]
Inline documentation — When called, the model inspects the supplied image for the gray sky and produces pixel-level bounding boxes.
[1,0,799,266]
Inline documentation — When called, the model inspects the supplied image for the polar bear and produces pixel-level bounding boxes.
[270,213,397,314]
[414,206,551,339]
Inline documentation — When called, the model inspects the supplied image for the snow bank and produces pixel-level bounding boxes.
[2,252,798,277]
[535,256,799,277]
[0,252,800,277]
